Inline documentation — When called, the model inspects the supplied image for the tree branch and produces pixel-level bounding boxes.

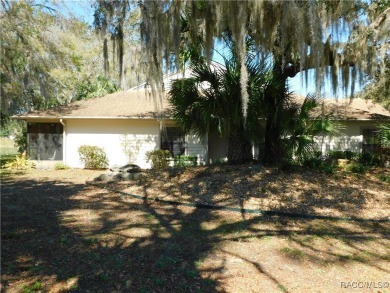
[281,46,356,79]
[369,8,390,31]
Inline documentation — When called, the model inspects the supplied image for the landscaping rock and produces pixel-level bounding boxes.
[113,173,123,181]
[93,173,114,182]
[94,164,142,182]
[121,172,141,180]
[110,164,141,173]
[122,164,141,173]
[109,165,121,173]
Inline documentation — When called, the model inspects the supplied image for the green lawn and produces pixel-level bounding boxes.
[0,137,19,167]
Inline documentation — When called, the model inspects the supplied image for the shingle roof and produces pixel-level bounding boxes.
[294,96,390,120]
[13,90,172,119]
[13,89,390,121]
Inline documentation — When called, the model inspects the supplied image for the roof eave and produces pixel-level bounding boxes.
[11,115,61,120]
[12,115,173,120]
[334,118,390,121]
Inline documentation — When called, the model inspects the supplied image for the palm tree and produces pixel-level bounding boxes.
[280,94,336,163]
[377,123,390,164]
[170,37,335,166]
[169,43,269,164]
[377,123,390,148]
[256,63,291,165]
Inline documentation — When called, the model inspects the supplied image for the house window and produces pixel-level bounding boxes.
[27,123,63,160]
[161,127,185,156]
[362,128,380,153]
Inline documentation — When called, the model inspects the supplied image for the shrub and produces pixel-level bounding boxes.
[14,130,27,153]
[343,150,356,160]
[4,155,36,170]
[327,150,358,160]
[302,157,336,174]
[145,149,170,169]
[377,123,390,148]
[302,157,321,168]
[78,145,109,169]
[327,150,345,159]
[54,162,70,170]
[357,152,382,167]
[173,155,197,167]
[345,162,367,174]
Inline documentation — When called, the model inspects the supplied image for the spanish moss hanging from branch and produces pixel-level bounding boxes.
[94,0,141,89]
[138,0,389,115]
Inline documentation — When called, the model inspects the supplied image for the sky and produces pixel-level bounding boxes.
[288,70,363,100]
[53,0,95,24]
[58,0,363,100]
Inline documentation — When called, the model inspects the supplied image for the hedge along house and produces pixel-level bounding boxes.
[13,85,390,169]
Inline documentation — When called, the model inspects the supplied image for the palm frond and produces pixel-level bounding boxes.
[280,94,338,162]
[377,123,390,148]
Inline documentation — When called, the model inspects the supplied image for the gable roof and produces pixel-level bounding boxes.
[13,90,172,120]
[13,89,390,121]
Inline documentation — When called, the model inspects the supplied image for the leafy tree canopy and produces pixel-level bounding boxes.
[0,0,118,120]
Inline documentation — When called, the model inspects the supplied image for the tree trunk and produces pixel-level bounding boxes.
[261,62,287,166]
[262,104,284,165]
[262,114,282,165]
[227,125,253,164]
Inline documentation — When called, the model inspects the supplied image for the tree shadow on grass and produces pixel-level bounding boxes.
[1,172,389,292]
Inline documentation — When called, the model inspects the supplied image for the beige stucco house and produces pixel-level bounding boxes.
[13,88,390,169]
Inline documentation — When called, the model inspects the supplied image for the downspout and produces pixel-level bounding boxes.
[60,119,66,165]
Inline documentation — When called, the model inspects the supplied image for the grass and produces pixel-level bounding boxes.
[0,137,19,168]
[378,174,390,184]
[281,247,306,260]
[22,281,42,293]
[0,137,18,154]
